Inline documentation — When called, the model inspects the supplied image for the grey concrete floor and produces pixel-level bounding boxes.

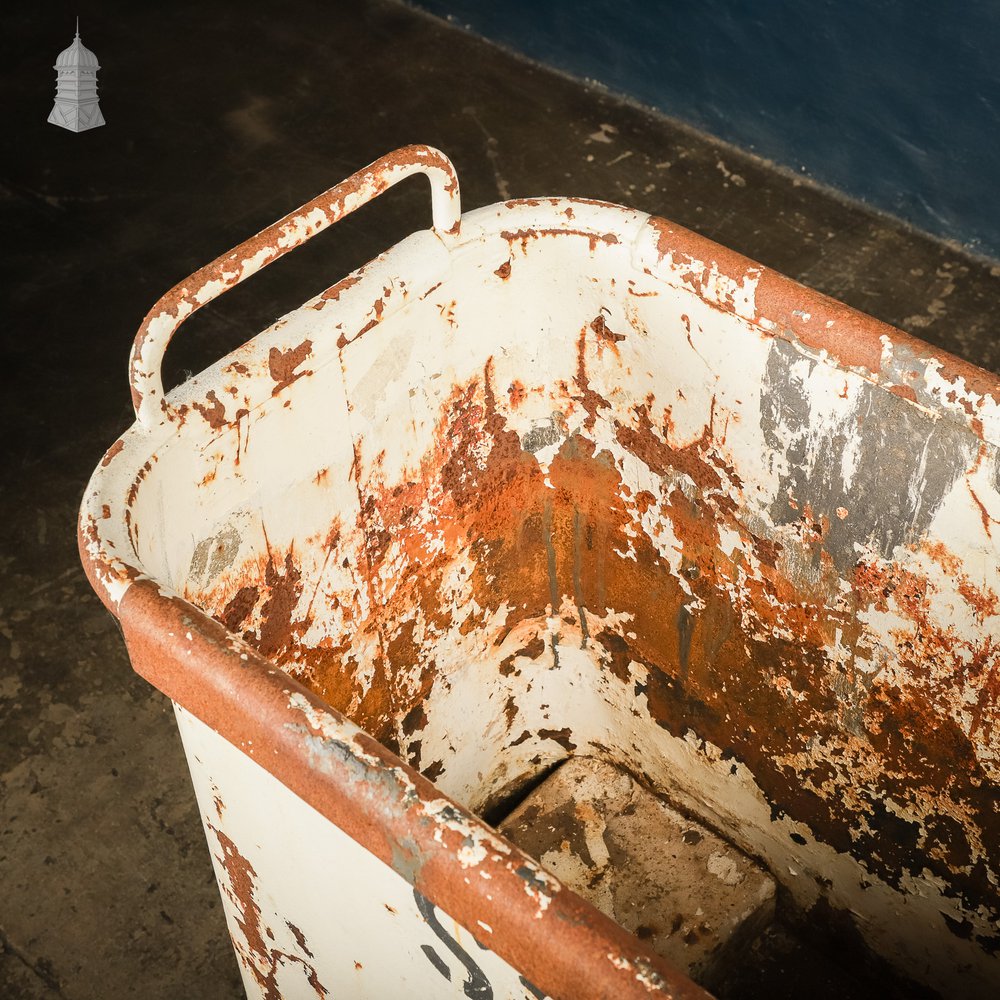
[2,2,998,998]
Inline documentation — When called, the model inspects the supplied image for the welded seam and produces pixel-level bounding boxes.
[333,338,393,720]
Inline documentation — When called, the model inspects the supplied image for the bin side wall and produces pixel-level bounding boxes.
[173,704,544,1000]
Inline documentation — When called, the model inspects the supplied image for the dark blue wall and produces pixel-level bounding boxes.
[418,0,1000,259]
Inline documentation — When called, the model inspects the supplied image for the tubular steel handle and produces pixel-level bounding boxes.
[129,145,461,429]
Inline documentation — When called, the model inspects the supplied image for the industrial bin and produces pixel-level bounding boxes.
[80,145,1000,999]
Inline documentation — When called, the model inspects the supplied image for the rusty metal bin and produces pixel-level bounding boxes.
[80,145,1000,999]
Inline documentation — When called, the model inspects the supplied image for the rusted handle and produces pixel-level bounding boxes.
[129,144,461,429]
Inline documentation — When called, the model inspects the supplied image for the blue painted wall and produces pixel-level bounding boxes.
[418,0,1000,260]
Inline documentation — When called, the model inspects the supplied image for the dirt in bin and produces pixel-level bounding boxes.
[489,759,940,1000]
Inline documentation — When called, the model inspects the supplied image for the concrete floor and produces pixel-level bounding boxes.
[2,2,998,997]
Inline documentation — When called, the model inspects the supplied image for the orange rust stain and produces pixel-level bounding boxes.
[968,484,998,538]
[220,586,260,633]
[126,459,153,508]
[192,389,227,429]
[321,273,362,303]
[500,227,620,255]
[507,380,527,408]
[888,385,918,403]
[853,559,929,616]
[101,439,125,467]
[210,826,326,998]
[591,312,625,356]
[574,325,611,431]
[268,340,313,395]
[923,541,999,624]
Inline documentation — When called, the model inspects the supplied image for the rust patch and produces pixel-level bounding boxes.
[192,389,227,429]
[501,227,621,254]
[101,439,124,467]
[507,380,527,409]
[574,325,611,431]
[499,635,546,676]
[537,727,577,752]
[244,548,306,660]
[211,826,327,999]
[220,586,261,633]
[591,312,626,352]
[268,340,313,395]
[888,384,918,403]
[319,273,362,304]
[968,485,999,539]
[194,349,1000,947]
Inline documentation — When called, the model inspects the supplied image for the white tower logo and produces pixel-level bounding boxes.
[48,18,105,132]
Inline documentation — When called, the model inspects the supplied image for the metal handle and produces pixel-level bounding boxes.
[129,145,461,429]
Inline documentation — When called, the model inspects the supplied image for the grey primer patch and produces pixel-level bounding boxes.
[514,864,553,897]
[390,836,424,885]
[189,524,242,584]
[521,419,564,454]
[759,338,976,573]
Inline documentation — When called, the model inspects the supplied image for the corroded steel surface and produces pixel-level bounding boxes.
[81,146,1000,998]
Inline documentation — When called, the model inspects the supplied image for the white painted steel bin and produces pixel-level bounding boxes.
[80,146,1000,999]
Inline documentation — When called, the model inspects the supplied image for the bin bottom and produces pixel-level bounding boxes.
[497,756,938,999]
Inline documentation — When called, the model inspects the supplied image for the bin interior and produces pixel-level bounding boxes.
[123,205,999,996]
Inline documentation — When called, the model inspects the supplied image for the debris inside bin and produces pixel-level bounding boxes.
[498,756,775,990]
[495,756,938,998]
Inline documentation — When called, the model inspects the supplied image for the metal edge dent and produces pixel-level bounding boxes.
[115,578,710,1000]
